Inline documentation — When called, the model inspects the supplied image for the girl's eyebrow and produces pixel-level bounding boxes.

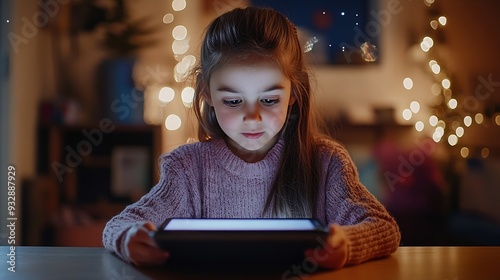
[216,84,285,93]
[216,86,239,93]
[263,85,285,92]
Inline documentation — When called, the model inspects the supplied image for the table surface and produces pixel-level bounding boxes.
[1,246,500,280]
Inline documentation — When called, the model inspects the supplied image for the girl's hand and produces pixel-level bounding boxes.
[123,221,169,266]
[305,224,349,270]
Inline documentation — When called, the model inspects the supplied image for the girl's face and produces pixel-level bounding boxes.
[208,62,294,162]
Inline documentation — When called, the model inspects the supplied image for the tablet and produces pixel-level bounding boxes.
[152,218,329,265]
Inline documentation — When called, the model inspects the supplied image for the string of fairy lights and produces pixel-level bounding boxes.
[149,0,195,133]
[401,0,499,159]
[148,0,499,157]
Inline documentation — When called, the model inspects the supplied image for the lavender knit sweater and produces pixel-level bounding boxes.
[102,138,400,265]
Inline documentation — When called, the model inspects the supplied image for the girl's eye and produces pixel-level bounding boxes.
[222,99,242,107]
[261,98,280,106]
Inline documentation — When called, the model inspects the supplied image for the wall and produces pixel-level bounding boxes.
[4,0,500,243]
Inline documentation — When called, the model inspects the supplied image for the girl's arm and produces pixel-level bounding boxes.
[320,141,401,266]
[102,152,195,262]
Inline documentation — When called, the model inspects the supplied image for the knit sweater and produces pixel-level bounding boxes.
[102,138,401,265]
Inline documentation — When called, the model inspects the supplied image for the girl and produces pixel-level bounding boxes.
[102,7,400,269]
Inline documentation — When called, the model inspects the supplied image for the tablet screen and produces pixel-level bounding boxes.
[163,219,318,231]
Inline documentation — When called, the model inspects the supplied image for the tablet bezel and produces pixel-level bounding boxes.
[152,218,329,264]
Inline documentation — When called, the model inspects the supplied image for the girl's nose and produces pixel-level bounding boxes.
[243,106,262,124]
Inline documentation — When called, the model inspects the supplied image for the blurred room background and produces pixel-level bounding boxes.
[1,0,499,247]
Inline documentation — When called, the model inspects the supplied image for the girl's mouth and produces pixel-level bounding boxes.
[241,132,264,139]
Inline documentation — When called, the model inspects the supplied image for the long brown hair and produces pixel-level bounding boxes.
[192,7,322,218]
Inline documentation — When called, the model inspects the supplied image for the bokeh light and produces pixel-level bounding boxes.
[165,114,182,130]
[415,121,424,131]
[460,147,469,158]
[481,148,489,158]
[172,25,187,40]
[429,115,438,126]
[475,113,484,124]
[410,101,420,113]
[438,16,447,26]
[464,116,472,127]
[172,0,186,11]
[448,98,457,109]
[159,87,175,103]
[448,134,458,146]
[402,109,412,120]
[163,13,174,24]
[403,78,413,90]
[442,78,451,89]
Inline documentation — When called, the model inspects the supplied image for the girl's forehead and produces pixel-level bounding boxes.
[215,56,285,75]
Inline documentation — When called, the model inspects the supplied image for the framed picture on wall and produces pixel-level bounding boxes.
[251,0,380,65]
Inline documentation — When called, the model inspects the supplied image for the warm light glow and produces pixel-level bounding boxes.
[435,127,444,138]
[460,147,469,158]
[172,25,188,40]
[448,134,458,146]
[430,20,438,30]
[172,39,189,55]
[402,109,412,120]
[431,83,441,95]
[163,13,174,24]
[420,42,430,52]
[415,121,424,131]
[172,0,186,11]
[165,114,182,130]
[423,36,434,48]
[425,0,436,4]
[429,115,438,126]
[403,78,413,90]
[159,87,175,103]
[437,120,446,128]
[174,55,197,82]
[464,116,472,127]
[475,113,484,124]
[431,64,441,74]
[410,101,420,113]
[428,60,437,67]
[481,148,489,158]
[181,86,195,106]
[456,126,464,137]
[438,16,447,26]
[495,114,500,125]
[442,78,451,89]
[432,131,442,142]
[448,98,457,109]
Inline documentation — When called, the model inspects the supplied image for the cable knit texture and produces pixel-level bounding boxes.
[102,138,400,264]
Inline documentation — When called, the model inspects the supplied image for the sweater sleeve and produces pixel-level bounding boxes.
[102,151,195,262]
[322,142,401,265]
